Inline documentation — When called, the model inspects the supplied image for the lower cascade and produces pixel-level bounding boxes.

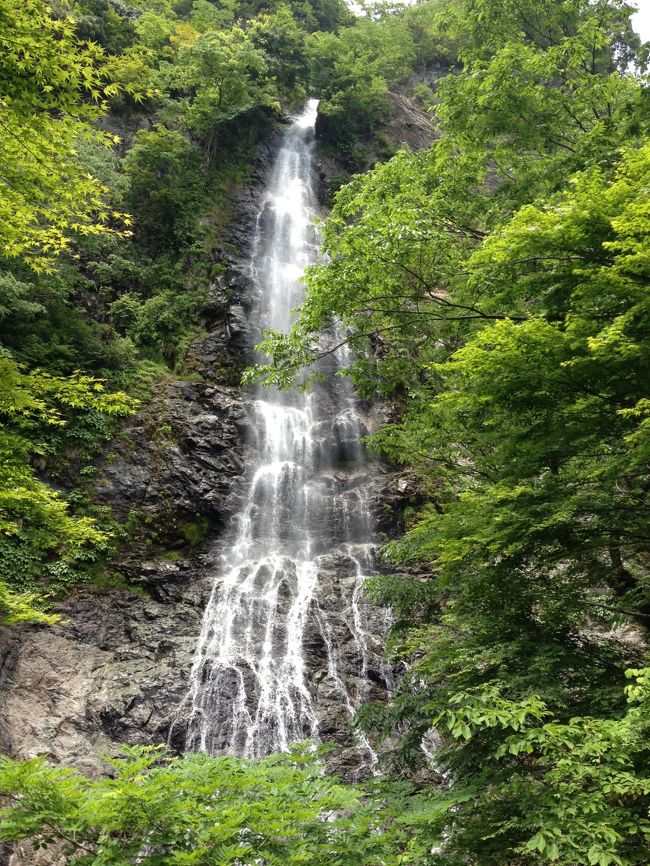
[183,100,389,761]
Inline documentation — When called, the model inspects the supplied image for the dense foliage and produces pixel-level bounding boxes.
[251,0,650,863]
[0,746,404,864]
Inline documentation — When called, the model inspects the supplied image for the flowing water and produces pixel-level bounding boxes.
[184,101,387,760]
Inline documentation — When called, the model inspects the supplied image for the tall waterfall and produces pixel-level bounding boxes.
[184,101,387,761]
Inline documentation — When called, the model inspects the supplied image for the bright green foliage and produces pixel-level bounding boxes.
[251,1,650,862]
[383,143,650,609]
[0,357,135,623]
[355,136,650,865]
[2,710,647,866]
[0,0,125,271]
[0,746,405,864]
[434,0,640,67]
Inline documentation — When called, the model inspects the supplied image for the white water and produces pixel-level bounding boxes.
[184,101,386,759]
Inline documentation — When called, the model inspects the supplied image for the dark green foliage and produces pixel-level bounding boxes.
[249,4,309,99]
[306,15,416,158]
[123,127,205,252]
[62,0,138,54]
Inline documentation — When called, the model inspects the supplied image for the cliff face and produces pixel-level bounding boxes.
[0,96,432,796]
[0,379,251,774]
[0,131,402,781]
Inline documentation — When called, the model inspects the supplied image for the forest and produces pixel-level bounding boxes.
[0,0,649,864]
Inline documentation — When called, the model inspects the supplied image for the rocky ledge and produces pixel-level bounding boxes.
[0,374,253,773]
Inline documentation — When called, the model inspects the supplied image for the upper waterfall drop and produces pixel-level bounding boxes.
[184,100,388,762]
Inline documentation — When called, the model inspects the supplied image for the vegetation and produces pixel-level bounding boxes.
[1,0,650,864]
[0,746,407,864]
[250,0,650,863]
[306,13,416,159]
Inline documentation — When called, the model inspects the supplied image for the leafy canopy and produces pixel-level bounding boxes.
[0,745,420,865]
[0,0,138,270]
[248,2,650,864]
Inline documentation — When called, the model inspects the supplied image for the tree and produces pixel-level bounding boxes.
[305,16,416,154]
[123,126,204,250]
[0,746,411,864]
[0,0,128,271]
[169,27,278,160]
[382,671,650,866]
[0,358,135,623]
[249,5,309,100]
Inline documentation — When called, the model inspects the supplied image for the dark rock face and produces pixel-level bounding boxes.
[383,91,437,152]
[95,382,252,553]
[0,376,252,772]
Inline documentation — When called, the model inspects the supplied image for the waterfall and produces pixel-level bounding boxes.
[184,100,387,760]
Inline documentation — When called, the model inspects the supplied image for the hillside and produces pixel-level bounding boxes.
[1,1,650,865]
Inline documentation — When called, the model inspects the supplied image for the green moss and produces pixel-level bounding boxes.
[180,515,210,548]
[89,570,150,598]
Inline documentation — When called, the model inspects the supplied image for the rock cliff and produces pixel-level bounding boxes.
[0,114,423,784]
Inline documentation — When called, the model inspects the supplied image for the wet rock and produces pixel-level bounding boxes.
[95,381,252,551]
[201,277,230,325]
